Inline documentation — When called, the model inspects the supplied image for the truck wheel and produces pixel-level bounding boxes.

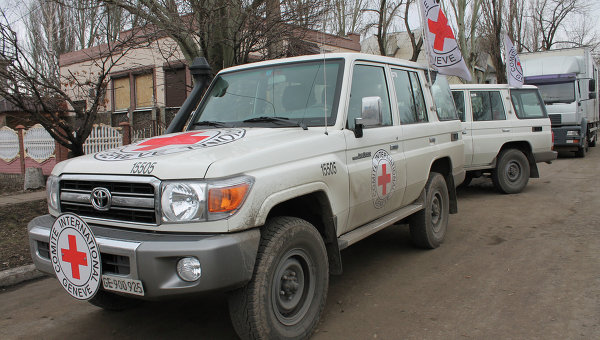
[492,149,530,194]
[589,131,597,147]
[408,172,449,249]
[228,217,329,340]
[88,290,141,311]
[575,139,588,157]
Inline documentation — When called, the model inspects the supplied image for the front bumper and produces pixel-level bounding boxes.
[28,215,260,299]
[552,126,584,150]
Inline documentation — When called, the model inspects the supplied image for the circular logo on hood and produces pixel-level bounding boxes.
[94,128,246,161]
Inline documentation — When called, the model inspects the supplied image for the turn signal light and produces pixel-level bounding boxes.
[208,183,250,213]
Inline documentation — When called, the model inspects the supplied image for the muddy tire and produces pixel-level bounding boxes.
[88,290,141,311]
[228,217,329,340]
[492,149,530,194]
[409,172,449,249]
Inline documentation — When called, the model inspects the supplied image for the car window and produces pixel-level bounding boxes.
[391,69,418,124]
[431,74,459,121]
[471,91,505,121]
[347,64,392,129]
[452,91,466,122]
[511,89,547,119]
[409,72,428,123]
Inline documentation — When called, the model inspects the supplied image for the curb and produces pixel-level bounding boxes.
[0,264,47,288]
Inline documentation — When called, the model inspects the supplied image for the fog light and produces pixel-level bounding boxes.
[177,257,201,282]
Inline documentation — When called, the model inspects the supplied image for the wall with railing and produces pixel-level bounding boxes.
[0,122,164,176]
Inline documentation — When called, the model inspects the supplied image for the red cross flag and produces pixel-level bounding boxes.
[420,0,472,82]
[504,34,524,87]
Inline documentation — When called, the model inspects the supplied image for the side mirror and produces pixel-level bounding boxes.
[589,79,596,92]
[354,117,364,138]
[361,96,382,126]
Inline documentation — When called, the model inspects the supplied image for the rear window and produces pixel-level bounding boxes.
[452,91,466,122]
[510,89,547,119]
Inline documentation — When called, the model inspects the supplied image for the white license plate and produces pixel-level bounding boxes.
[102,275,145,296]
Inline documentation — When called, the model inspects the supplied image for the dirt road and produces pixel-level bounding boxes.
[1,150,599,339]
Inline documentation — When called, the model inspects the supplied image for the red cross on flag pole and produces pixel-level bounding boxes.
[419,0,471,82]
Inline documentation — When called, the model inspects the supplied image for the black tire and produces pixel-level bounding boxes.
[408,172,449,249]
[589,131,597,147]
[228,217,329,340]
[88,290,141,311]
[576,139,588,157]
[492,149,530,194]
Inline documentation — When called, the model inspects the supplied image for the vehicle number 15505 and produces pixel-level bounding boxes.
[321,162,337,176]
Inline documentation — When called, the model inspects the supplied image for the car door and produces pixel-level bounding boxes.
[343,62,406,233]
[452,90,474,167]
[469,90,510,166]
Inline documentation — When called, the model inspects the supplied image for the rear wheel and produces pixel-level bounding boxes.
[492,149,530,194]
[576,139,588,157]
[228,217,329,340]
[409,172,449,249]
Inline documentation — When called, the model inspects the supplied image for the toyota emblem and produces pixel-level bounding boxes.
[90,187,111,211]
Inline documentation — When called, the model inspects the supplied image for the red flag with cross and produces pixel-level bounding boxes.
[420,0,472,82]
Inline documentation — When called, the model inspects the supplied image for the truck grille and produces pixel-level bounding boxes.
[549,114,561,126]
[59,178,157,224]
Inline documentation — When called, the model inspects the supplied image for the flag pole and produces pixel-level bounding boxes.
[417,0,434,88]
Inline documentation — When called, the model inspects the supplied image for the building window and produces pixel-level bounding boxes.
[165,67,187,108]
[135,73,154,108]
[113,77,130,111]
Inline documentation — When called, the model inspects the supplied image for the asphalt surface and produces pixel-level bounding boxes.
[1,149,599,339]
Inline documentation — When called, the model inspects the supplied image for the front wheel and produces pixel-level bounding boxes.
[228,217,329,340]
[408,172,449,249]
[492,149,530,194]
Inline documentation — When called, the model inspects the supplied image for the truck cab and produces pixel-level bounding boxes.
[451,84,556,193]
[28,53,464,340]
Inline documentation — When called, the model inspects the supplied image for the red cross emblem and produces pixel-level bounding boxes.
[61,234,88,280]
[133,132,209,151]
[378,163,391,196]
[428,9,455,52]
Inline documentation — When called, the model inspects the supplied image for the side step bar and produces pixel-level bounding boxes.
[337,194,424,250]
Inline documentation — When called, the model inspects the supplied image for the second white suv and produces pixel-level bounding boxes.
[451,84,557,193]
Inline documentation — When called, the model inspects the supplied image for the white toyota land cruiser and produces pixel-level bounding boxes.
[28,53,464,339]
[451,84,557,193]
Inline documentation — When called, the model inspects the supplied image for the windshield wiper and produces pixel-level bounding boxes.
[243,116,307,130]
[190,120,233,128]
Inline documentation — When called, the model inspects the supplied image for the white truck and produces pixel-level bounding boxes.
[451,84,556,193]
[519,47,600,157]
[28,53,465,340]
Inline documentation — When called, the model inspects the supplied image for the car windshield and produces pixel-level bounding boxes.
[534,82,575,104]
[190,59,344,128]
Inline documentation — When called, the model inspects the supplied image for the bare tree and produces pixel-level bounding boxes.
[403,0,422,62]
[448,0,482,80]
[530,0,585,51]
[0,9,138,156]
[364,0,404,56]
[480,0,505,83]
[330,0,366,36]
[102,0,327,74]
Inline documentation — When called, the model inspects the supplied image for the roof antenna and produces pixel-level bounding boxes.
[321,10,328,135]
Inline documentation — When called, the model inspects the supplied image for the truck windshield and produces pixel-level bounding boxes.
[190,60,343,128]
[534,82,575,104]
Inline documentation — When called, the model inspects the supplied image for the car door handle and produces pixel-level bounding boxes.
[462,130,468,135]
[502,129,510,132]
[390,144,399,150]
[429,137,436,143]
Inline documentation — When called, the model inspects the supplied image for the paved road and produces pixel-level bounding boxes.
[1,150,599,339]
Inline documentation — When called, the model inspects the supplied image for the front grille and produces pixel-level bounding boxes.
[37,241,130,275]
[60,179,157,224]
[549,114,561,126]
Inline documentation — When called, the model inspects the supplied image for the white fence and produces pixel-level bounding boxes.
[132,125,166,143]
[24,124,55,161]
[83,124,123,154]
[0,126,19,161]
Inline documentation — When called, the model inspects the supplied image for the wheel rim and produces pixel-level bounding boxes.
[271,248,316,326]
[431,191,442,233]
[505,160,522,183]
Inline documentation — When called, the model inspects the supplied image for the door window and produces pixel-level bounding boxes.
[391,69,428,124]
[452,91,466,122]
[470,91,505,121]
[348,64,392,129]
[510,89,547,119]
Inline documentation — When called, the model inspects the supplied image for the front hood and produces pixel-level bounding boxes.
[544,103,578,124]
[53,127,340,179]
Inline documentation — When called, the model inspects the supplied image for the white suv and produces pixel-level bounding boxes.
[451,84,557,193]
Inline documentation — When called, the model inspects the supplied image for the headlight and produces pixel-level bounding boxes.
[161,182,206,222]
[160,176,253,223]
[47,175,59,211]
[566,130,579,137]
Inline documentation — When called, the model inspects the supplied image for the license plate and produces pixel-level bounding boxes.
[102,275,145,296]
